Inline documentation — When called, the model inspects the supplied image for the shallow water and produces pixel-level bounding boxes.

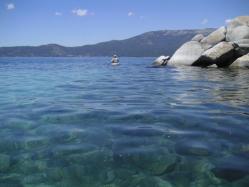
[0,57,249,187]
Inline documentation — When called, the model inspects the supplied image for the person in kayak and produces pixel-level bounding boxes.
[111,55,119,64]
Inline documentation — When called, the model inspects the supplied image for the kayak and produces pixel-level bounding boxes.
[111,55,120,65]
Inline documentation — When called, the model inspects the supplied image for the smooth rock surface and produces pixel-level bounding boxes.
[168,41,205,66]
[193,42,236,67]
[234,39,249,56]
[230,53,249,68]
[227,25,249,42]
[152,55,170,67]
[201,26,226,49]
[227,16,249,27]
[191,34,204,42]
[235,39,249,47]
[226,16,249,42]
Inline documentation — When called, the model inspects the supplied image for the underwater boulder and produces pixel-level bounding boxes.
[113,145,178,175]
[211,155,249,182]
[130,148,177,175]
[121,174,173,187]
[0,153,10,172]
[175,139,214,156]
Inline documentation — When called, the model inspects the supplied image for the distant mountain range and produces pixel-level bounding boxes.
[0,28,215,57]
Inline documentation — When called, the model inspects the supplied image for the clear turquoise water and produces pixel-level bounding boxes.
[0,57,249,187]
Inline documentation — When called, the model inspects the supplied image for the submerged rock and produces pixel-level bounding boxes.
[0,153,10,172]
[131,149,177,175]
[155,177,173,187]
[152,55,170,67]
[46,167,67,182]
[121,174,172,187]
[193,42,236,67]
[175,140,214,156]
[114,146,177,175]
[23,173,47,185]
[230,53,249,68]
[168,41,205,66]
[0,178,23,187]
[201,26,227,49]
[211,155,249,182]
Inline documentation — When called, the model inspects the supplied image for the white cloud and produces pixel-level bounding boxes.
[225,19,232,24]
[201,18,208,25]
[6,3,15,10]
[128,11,134,17]
[72,9,88,16]
[55,12,62,16]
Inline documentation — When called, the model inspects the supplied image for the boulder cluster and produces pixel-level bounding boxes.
[154,16,249,68]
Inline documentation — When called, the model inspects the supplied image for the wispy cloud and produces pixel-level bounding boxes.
[128,11,135,17]
[72,9,88,16]
[128,11,145,20]
[201,18,208,25]
[6,3,15,10]
[55,12,62,16]
[225,19,232,24]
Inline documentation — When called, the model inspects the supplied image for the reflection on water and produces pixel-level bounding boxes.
[0,57,249,187]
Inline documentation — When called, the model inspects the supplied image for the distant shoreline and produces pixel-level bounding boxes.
[0,28,215,57]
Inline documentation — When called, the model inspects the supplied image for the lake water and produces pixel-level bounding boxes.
[0,57,249,187]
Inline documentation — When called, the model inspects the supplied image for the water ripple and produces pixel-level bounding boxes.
[0,57,249,186]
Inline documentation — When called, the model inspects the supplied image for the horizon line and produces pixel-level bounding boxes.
[0,27,216,48]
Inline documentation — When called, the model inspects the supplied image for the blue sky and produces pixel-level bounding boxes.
[0,0,248,47]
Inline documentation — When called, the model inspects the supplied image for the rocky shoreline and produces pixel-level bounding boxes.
[153,16,249,68]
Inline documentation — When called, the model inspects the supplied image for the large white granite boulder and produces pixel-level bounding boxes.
[230,53,249,68]
[152,55,170,67]
[226,16,249,56]
[168,41,205,66]
[193,42,236,67]
[191,34,204,42]
[201,26,227,49]
[226,16,249,40]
